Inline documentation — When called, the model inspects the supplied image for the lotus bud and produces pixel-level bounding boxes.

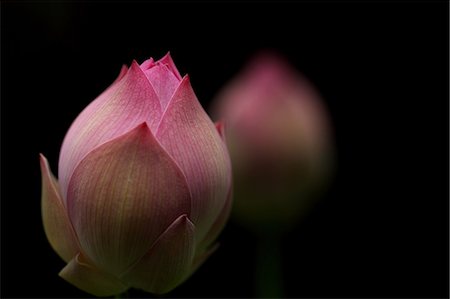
[211,52,333,232]
[40,53,232,296]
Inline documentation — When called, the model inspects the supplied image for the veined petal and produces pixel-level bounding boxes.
[40,154,79,263]
[67,123,191,276]
[198,183,233,251]
[140,57,155,71]
[59,253,128,297]
[143,63,180,110]
[156,76,232,242]
[121,214,195,294]
[59,61,162,204]
[158,52,182,80]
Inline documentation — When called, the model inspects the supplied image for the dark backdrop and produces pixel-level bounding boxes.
[2,1,449,298]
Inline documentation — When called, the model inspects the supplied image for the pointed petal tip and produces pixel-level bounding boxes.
[178,214,195,228]
[39,154,53,182]
[121,214,195,294]
[59,253,128,297]
[41,152,80,263]
[135,121,150,130]
[157,214,195,236]
[130,60,140,69]
[117,64,128,79]
[130,60,142,71]
[161,51,172,61]
[178,213,188,221]
[39,153,55,182]
[140,57,155,70]
[120,64,128,73]
[128,60,161,96]
[158,52,182,80]
[129,122,154,139]
[155,74,193,116]
[121,60,146,81]
[175,74,191,91]
[39,153,47,167]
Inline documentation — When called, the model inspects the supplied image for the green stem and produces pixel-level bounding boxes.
[255,234,283,298]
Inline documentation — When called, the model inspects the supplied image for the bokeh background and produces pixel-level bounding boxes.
[2,1,448,298]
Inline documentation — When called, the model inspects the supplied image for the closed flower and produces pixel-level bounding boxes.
[211,52,333,232]
[40,53,232,296]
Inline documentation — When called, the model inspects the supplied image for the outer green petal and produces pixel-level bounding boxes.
[59,253,128,297]
[40,154,79,263]
[121,214,195,294]
[67,123,191,276]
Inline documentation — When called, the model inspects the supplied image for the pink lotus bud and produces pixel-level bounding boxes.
[40,53,232,296]
[211,52,333,231]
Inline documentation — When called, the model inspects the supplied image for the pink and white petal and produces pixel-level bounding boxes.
[40,154,79,263]
[157,52,182,80]
[143,63,180,110]
[156,76,232,242]
[121,214,195,294]
[198,183,233,251]
[58,61,162,203]
[67,123,191,276]
[59,253,128,297]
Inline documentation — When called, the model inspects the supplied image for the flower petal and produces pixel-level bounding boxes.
[121,214,195,294]
[140,57,155,71]
[59,61,162,203]
[59,252,128,297]
[40,154,79,263]
[198,183,233,251]
[67,123,191,276]
[143,60,181,110]
[156,76,232,242]
[158,52,182,80]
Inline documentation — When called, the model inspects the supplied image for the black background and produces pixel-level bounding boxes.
[2,1,449,298]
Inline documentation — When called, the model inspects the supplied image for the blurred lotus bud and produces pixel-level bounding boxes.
[40,53,232,296]
[211,52,334,232]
